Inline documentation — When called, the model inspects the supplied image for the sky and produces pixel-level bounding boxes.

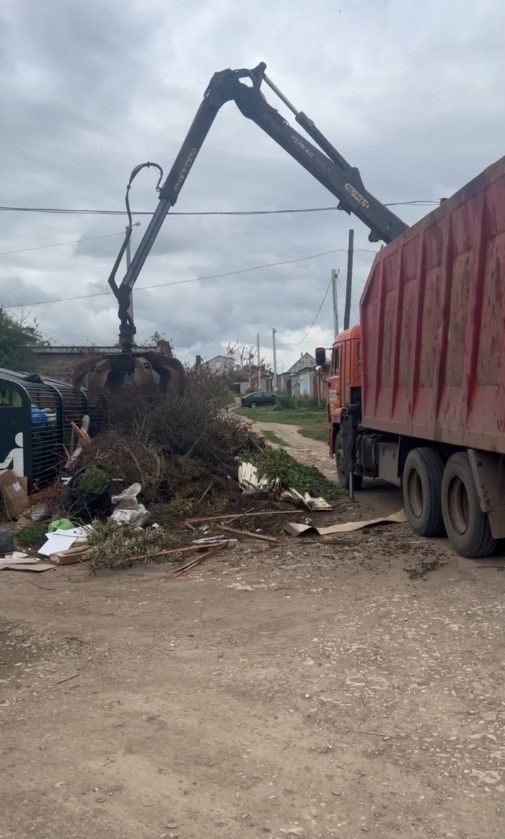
[1,0,505,372]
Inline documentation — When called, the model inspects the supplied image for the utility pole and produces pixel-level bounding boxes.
[344,228,354,330]
[331,268,339,336]
[256,333,261,390]
[272,328,278,392]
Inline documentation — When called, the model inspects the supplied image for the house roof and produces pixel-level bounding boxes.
[205,355,233,364]
[286,352,316,375]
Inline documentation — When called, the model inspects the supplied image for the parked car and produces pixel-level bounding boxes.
[240,391,277,408]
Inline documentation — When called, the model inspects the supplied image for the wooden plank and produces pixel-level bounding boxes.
[185,509,300,526]
[173,542,228,576]
[220,525,277,543]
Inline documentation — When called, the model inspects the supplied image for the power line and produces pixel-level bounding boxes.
[0,197,439,257]
[5,246,377,310]
[293,277,333,347]
[0,200,440,217]
[0,231,123,257]
[0,204,340,217]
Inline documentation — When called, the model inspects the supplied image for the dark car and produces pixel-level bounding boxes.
[240,391,277,408]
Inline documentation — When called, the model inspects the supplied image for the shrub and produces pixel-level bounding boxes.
[275,394,295,410]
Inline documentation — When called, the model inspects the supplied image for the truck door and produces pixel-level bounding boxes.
[328,344,342,412]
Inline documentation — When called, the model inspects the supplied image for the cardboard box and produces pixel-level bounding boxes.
[0,469,29,520]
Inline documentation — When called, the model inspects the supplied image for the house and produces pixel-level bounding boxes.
[286,352,316,376]
[278,352,317,397]
[248,364,273,392]
[202,355,235,374]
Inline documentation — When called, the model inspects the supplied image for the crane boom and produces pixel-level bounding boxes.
[110,62,408,349]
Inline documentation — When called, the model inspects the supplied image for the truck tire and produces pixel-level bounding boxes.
[402,447,445,537]
[441,452,496,558]
[335,431,363,491]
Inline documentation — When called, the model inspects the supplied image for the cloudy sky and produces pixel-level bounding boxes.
[1,0,504,371]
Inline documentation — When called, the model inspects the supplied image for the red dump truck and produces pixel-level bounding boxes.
[317,156,505,558]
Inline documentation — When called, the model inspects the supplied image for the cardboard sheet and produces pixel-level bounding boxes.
[284,509,408,537]
[0,551,29,568]
[281,488,332,511]
[0,562,55,572]
[0,469,29,519]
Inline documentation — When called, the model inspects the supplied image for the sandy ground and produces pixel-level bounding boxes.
[2,424,505,838]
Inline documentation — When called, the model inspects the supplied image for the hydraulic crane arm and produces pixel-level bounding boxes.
[110,62,408,349]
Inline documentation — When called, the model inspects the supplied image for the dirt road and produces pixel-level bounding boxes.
[2,425,505,838]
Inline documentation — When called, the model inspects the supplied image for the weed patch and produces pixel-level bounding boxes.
[254,447,340,502]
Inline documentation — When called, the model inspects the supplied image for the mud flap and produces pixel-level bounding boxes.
[468,449,505,539]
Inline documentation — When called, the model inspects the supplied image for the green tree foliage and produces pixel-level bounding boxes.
[0,307,46,371]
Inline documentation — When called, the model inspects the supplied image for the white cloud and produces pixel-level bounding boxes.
[1,0,504,369]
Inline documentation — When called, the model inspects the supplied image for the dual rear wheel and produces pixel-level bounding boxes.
[403,448,496,558]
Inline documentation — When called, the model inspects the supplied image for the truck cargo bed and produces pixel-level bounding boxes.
[360,156,505,454]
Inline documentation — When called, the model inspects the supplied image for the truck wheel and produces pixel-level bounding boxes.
[402,447,444,537]
[441,452,496,558]
[335,431,363,491]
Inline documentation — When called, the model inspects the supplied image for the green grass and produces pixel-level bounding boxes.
[262,430,288,447]
[238,406,325,426]
[298,424,328,443]
[238,406,328,445]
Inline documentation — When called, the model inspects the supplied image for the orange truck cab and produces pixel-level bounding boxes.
[319,325,362,455]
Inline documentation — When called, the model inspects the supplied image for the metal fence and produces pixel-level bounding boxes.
[0,368,105,491]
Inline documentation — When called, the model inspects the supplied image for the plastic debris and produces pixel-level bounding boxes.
[48,518,75,532]
[110,482,149,527]
[238,462,269,494]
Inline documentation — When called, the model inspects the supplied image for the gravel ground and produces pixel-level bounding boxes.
[1,426,505,838]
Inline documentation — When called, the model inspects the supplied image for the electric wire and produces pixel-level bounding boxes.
[0,199,439,217]
[4,246,377,309]
[0,231,124,257]
[292,276,334,346]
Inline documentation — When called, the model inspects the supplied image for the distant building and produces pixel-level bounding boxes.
[202,355,235,374]
[278,352,319,399]
[248,364,273,393]
[286,352,316,376]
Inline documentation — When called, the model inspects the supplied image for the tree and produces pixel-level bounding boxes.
[0,307,47,371]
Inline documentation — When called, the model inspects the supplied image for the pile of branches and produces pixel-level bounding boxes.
[77,368,265,518]
[87,520,176,572]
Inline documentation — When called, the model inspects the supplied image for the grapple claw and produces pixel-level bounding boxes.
[73,348,186,406]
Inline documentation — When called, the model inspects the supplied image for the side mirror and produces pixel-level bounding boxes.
[315,347,326,367]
